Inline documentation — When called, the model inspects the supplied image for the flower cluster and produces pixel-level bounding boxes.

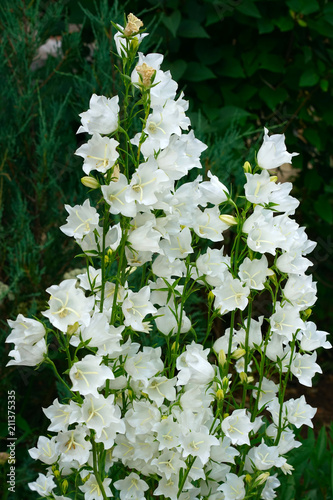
[6,13,331,500]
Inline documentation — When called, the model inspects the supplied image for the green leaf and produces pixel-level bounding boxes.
[316,426,327,464]
[237,1,262,19]
[320,79,329,92]
[179,19,210,39]
[184,62,216,81]
[287,0,320,15]
[216,57,245,78]
[258,53,285,73]
[274,15,294,31]
[164,59,187,81]
[216,105,253,130]
[259,86,288,109]
[257,17,274,34]
[162,9,181,38]
[314,195,333,224]
[16,414,32,433]
[299,69,319,87]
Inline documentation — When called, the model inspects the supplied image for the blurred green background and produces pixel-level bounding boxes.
[1,0,333,498]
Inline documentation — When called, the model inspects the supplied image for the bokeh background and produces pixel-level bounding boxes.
[1,0,333,498]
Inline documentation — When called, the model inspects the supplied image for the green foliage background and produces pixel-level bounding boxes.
[0,0,332,498]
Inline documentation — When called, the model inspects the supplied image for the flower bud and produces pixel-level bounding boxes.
[222,376,230,392]
[269,175,278,183]
[303,308,312,320]
[112,164,120,182]
[218,349,226,367]
[208,290,215,303]
[231,348,246,360]
[62,479,69,494]
[52,466,61,480]
[216,389,224,400]
[67,322,79,335]
[245,474,252,484]
[281,463,294,475]
[255,472,270,485]
[82,473,90,484]
[219,214,237,226]
[239,372,248,383]
[247,375,254,384]
[243,161,252,174]
[81,176,100,189]
[123,13,143,36]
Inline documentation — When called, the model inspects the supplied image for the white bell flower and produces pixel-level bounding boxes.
[43,398,81,432]
[217,472,246,500]
[124,346,163,382]
[253,377,279,409]
[176,342,215,386]
[126,158,170,205]
[153,474,179,500]
[266,424,301,454]
[221,409,256,446]
[181,430,219,465]
[60,199,99,239]
[257,127,299,170]
[213,276,250,314]
[69,354,114,397]
[55,425,92,465]
[77,94,119,135]
[152,450,187,479]
[245,440,286,472]
[192,206,227,242]
[239,255,274,290]
[261,474,280,500]
[152,254,186,278]
[285,395,316,428]
[79,474,112,500]
[199,171,229,205]
[75,133,119,174]
[244,169,279,204]
[155,304,191,336]
[6,337,47,367]
[122,286,157,332]
[283,275,317,311]
[43,279,94,332]
[6,314,46,346]
[291,351,322,387]
[153,415,181,450]
[193,248,230,287]
[270,302,304,342]
[144,376,177,405]
[102,173,137,217]
[28,436,58,465]
[299,321,332,351]
[160,227,193,262]
[114,473,149,500]
[28,473,56,497]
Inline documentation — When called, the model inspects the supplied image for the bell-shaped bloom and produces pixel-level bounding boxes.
[42,279,94,332]
[28,473,56,497]
[60,199,99,239]
[75,133,119,175]
[114,473,149,500]
[77,94,119,135]
[7,338,47,367]
[69,354,114,397]
[239,255,274,290]
[291,352,322,387]
[257,127,298,170]
[28,436,59,465]
[102,174,137,217]
[6,315,46,346]
[217,473,246,500]
[79,474,112,500]
[213,276,250,314]
[221,409,256,446]
[122,286,157,332]
[176,342,215,386]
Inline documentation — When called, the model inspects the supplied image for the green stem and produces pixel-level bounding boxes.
[91,436,108,500]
